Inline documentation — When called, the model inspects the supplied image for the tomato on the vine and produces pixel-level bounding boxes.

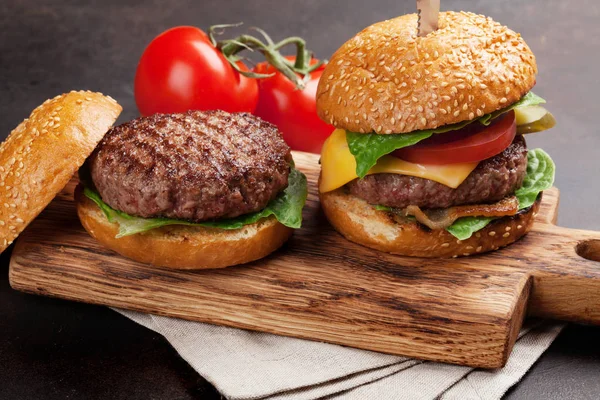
[253,57,334,154]
[134,26,258,116]
[393,111,517,165]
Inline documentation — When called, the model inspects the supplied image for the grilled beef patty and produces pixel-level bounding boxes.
[89,110,291,222]
[348,135,528,209]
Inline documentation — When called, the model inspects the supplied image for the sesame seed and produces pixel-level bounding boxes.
[456,240,463,245]
[505,227,512,232]
[517,225,523,229]
[503,232,511,238]
[469,112,475,119]
[489,231,496,237]
[500,97,507,103]
[441,243,450,248]
[476,246,483,252]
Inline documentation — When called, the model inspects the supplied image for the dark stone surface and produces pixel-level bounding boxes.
[1,0,599,398]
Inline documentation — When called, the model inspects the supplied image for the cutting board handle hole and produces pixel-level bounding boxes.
[576,240,600,262]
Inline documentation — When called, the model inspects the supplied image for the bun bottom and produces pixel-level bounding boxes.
[319,186,541,258]
[75,185,292,269]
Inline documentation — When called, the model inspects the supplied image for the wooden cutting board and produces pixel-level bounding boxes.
[9,152,600,369]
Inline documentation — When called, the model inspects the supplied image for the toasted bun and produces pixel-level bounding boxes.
[316,11,537,134]
[75,185,292,269]
[0,91,121,253]
[319,185,540,258]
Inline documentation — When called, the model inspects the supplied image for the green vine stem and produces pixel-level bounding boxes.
[208,23,326,90]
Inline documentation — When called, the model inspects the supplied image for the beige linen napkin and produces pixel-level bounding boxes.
[116,309,563,400]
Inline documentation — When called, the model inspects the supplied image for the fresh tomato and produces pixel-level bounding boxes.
[253,57,334,154]
[393,111,517,164]
[134,26,258,116]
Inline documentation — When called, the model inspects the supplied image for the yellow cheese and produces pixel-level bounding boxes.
[319,129,479,193]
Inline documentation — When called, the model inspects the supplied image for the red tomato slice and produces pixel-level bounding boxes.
[392,111,517,164]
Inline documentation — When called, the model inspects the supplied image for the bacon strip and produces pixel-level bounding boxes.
[404,196,520,230]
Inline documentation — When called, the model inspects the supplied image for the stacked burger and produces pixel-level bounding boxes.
[316,12,556,257]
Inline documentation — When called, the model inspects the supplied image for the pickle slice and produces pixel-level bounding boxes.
[515,106,556,134]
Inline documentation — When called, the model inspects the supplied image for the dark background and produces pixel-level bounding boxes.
[1,0,599,398]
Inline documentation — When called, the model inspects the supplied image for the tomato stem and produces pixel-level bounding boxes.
[208,23,326,90]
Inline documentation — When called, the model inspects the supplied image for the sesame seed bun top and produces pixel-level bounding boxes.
[316,11,537,134]
[0,91,122,253]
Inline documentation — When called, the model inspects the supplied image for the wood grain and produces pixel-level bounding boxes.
[9,152,600,368]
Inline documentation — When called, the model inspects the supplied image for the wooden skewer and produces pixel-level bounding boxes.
[417,0,440,37]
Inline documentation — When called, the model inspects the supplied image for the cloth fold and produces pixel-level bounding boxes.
[116,309,563,400]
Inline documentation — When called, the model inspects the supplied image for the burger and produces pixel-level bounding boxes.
[0,91,307,269]
[316,12,556,257]
[76,109,307,269]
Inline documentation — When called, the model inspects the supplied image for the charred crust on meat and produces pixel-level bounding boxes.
[89,110,291,222]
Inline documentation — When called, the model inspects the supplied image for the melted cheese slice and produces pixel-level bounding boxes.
[319,129,479,193]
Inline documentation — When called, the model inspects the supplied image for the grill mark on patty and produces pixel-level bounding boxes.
[89,110,291,221]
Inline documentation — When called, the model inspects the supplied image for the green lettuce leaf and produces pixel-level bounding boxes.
[446,148,555,240]
[445,217,494,241]
[84,166,308,238]
[347,92,546,177]
[514,148,556,209]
